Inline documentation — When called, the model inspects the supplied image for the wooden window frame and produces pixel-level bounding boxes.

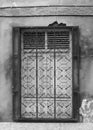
[13,26,80,122]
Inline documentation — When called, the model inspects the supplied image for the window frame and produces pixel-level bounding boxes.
[13,26,80,122]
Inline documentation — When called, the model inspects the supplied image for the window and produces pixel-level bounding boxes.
[13,23,79,122]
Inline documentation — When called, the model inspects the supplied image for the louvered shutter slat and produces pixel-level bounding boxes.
[23,32,45,49]
[47,31,69,49]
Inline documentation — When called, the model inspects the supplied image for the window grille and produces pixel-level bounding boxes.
[13,24,79,122]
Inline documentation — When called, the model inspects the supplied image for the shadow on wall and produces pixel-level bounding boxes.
[0,55,13,121]
[80,34,93,99]
[4,55,12,80]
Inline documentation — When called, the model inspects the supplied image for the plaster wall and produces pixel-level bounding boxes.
[0,0,93,7]
[0,123,93,130]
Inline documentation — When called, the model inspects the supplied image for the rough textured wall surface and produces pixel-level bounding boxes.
[0,123,93,130]
[0,0,93,7]
[0,16,93,121]
[0,19,13,121]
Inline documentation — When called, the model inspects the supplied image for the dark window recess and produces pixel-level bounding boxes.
[47,31,69,49]
[23,32,45,49]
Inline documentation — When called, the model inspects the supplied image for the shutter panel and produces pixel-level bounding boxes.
[72,27,80,121]
[13,28,21,121]
[47,29,73,120]
[23,31,45,49]
[47,31,69,49]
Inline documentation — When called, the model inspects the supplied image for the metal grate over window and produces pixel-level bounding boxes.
[21,29,72,120]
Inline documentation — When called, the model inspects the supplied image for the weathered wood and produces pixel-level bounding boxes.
[13,28,21,121]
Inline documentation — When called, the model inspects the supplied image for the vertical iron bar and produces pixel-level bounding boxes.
[54,29,56,118]
[36,31,38,119]
[45,32,47,50]
[69,30,73,118]
[20,29,23,118]
[19,28,21,119]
